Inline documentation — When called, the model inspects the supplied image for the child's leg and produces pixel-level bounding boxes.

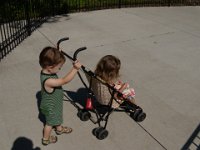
[55,125,73,135]
[43,124,53,139]
[42,124,57,145]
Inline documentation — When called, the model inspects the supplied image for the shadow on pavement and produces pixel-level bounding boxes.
[45,14,71,24]
[36,91,45,125]
[11,137,41,150]
[181,123,200,150]
[64,88,88,108]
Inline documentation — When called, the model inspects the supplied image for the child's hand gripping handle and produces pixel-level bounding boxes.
[73,60,82,70]
[73,47,87,70]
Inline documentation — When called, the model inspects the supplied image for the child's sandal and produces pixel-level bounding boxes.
[42,135,57,146]
[56,126,73,135]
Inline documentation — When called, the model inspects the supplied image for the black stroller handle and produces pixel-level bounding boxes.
[61,46,87,62]
[57,37,69,50]
[61,46,88,90]
[56,37,87,62]
[73,47,87,60]
[61,50,75,61]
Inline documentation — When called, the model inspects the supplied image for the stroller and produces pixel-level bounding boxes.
[57,37,146,140]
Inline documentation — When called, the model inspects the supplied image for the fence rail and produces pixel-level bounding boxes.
[0,0,200,61]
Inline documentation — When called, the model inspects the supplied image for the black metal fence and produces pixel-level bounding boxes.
[0,0,51,60]
[0,0,200,61]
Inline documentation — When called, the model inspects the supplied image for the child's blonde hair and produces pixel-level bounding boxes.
[39,46,66,69]
[95,55,121,83]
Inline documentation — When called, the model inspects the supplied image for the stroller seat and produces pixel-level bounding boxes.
[86,73,123,109]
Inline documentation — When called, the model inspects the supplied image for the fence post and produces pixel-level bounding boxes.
[25,0,31,36]
[118,0,121,8]
[168,0,171,6]
[0,43,2,61]
[51,0,55,16]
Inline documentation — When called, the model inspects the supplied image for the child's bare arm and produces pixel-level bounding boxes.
[45,60,82,88]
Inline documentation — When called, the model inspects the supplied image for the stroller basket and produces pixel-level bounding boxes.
[58,37,146,140]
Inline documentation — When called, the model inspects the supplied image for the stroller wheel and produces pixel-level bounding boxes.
[96,127,109,140]
[137,112,146,122]
[92,127,101,136]
[78,109,91,121]
[130,108,145,122]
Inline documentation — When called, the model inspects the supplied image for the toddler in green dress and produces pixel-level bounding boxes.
[39,46,82,145]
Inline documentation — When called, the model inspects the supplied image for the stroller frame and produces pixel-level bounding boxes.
[57,37,146,140]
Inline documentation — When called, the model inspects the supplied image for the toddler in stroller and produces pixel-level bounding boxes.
[91,55,137,109]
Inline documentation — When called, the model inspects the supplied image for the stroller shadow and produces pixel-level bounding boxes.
[11,137,40,150]
[36,91,45,125]
[64,88,88,108]
[64,88,112,115]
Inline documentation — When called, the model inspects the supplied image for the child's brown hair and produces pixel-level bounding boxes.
[39,46,66,69]
[95,55,121,83]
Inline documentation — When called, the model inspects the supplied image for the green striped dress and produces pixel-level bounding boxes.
[40,72,63,126]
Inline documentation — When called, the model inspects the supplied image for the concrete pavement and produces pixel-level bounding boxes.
[0,6,200,150]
